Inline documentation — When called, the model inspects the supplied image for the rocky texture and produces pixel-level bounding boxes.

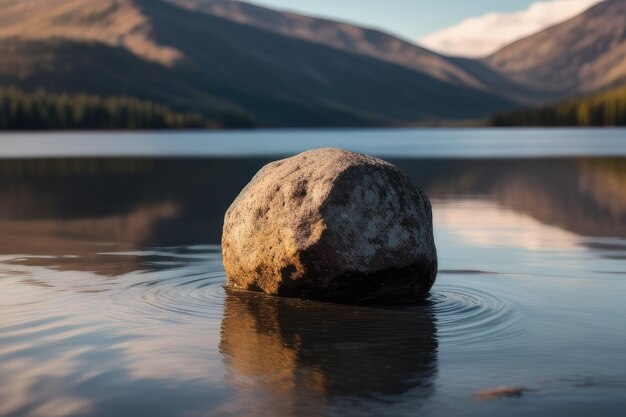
[222,148,437,304]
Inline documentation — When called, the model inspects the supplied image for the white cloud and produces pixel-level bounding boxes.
[418,0,604,58]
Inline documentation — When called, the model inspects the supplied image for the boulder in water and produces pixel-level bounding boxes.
[221,148,437,304]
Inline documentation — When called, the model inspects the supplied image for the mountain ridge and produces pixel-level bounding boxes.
[164,0,606,104]
[165,0,489,90]
[485,0,626,98]
[3,0,623,127]
[0,0,515,127]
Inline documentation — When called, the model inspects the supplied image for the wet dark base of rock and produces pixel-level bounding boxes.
[225,261,438,305]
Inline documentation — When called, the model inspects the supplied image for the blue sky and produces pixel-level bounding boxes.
[247,0,602,56]
[248,0,535,40]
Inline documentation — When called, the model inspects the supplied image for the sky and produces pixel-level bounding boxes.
[247,0,604,57]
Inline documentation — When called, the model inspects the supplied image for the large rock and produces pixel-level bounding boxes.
[222,148,437,304]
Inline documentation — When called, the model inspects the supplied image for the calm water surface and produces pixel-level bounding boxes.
[1,130,626,417]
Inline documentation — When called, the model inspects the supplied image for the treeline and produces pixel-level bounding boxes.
[0,87,251,129]
[492,85,626,127]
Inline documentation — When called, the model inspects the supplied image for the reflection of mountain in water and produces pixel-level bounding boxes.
[1,157,624,256]
[219,290,437,416]
[0,158,272,248]
[0,201,179,276]
[396,158,626,238]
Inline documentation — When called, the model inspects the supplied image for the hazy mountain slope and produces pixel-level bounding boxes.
[165,0,488,90]
[162,0,553,104]
[450,57,560,104]
[0,0,515,127]
[486,0,626,97]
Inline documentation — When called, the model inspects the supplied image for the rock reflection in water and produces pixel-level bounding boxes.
[219,290,437,416]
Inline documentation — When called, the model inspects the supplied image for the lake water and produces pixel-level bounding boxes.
[1,129,625,417]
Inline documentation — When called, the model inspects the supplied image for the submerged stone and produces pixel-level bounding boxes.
[221,148,437,304]
[475,386,530,400]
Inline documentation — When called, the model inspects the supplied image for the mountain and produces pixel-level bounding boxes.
[491,84,626,126]
[486,0,626,98]
[2,0,624,128]
[167,0,563,104]
[0,0,515,128]
[165,0,486,89]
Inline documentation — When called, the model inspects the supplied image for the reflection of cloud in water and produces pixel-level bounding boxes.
[0,277,100,417]
[435,199,580,251]
[29,397,92,417]
[0,348,94,417]
[0,257,229,417]
[417,158,626,239]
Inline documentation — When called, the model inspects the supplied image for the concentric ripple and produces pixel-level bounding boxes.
[426,283,523,350]
[107,246,523,353]
[138,272,226,320]
[108,246,228,324]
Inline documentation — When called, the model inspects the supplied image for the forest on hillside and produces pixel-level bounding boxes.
[0,88,238,130]
[492,85,626,127]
